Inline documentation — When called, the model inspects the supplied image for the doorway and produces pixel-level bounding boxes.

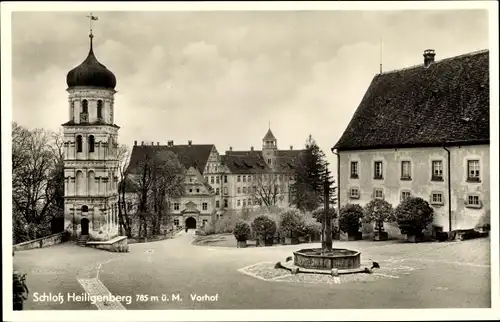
[81,218,89,235]
[185,217,197,229]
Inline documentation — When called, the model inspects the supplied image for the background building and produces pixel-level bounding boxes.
[333,49,490,233]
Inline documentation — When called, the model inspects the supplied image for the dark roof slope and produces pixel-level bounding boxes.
[127,144,214,174]
[334,50,489,151]
[222,149,304,174]
[263,129,277,140]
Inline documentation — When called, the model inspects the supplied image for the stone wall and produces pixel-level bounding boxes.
[13,232,69,251]
[86,236,128,252]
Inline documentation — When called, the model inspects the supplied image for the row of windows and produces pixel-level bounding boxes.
[350,159,482,182]
[348,187,483,208]
[71,99,104,121]
[236,198,257,207]
[173,202,209,211]
[75,135,114,154]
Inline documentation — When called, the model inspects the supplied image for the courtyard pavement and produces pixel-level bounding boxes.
[13,230,491,310]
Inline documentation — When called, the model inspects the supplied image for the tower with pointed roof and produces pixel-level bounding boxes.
[62,27,120,241]
[262,127,278,168]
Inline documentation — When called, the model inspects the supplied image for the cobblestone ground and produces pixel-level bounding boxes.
[12,231,492,311]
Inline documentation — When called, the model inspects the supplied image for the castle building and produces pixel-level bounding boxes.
[333,49,490,233]
[62,30,121,240]
[124,128,304,230]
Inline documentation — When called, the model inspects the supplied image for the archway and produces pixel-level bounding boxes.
[80,218,89,235]
[185,217,197,229]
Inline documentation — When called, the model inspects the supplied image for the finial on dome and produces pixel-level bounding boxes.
[86,13,99,52]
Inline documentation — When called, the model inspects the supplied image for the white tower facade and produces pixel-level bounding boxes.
[62,32,120,240]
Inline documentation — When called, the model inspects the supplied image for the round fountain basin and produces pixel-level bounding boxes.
[293,248,361,270]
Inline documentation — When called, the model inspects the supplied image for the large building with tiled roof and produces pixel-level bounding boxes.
[332,49,490,233]
[123,128,304,230]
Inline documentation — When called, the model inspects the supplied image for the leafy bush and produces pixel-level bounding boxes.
[339,204,364,234]
[279,209,306,237]
[363,199,395,233]
[251,215,277,239]
[395,197,434,235]
[303,217,322,237]
[214,216,234,234]
[311,207,338,223]
[13,272,28,310]
[233,221,251,241]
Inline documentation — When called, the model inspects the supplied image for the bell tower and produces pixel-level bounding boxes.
[62,17,120,241]
[262,125,278,168]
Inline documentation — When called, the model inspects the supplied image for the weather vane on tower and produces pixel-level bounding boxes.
[86,12,99,37]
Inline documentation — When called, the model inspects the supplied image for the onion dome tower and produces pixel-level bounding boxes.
[62,17,121,242]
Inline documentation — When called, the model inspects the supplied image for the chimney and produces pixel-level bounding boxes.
[290,145,293,150]
[423,49,436,68]
[167,140,173,147]
[134,140,137,146]
[251,146,254,151]
[157,142,159,146]
[141,141,144,146]
[151,141,154,145]
[229,146,233,151]
[188,140,192,146]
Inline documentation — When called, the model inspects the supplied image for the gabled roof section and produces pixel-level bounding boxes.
[221,155,271,174]
[127,144,214,174]
[334,50,490,151]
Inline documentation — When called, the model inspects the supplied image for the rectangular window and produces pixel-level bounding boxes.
[248,175,252,182]
[189,189,193,193]
[196,189,200,193]
[174,219,179,226]
[466,194,481,209]
[243,187,247,194]
[248,199,252,206]
[174,203,179,210]
[189,177,193,183]
[401,161,411,180]
[374,161,383,179]
[431,192,443,205]
[216,200,220,208]
[237,187,241,194]
[216,176,220,184]
[224,175,228,183]
[349,187,360,199]
[223,187,228,195]
[253,186,257,193]
[224,199,228,208]
[243,176,246,182]
[237,175,241,182]
[350,161,359,178]
[202,203,208,210]
[243,199,246,207]
[467,160,480,181]
[210,176,214,184]
[216,188,220,195]
[432,161,443,180]
[401,191,411,201]
[237,199,241,207]
[374,188,384,199]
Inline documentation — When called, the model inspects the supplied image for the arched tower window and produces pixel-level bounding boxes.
[88,135,95,153]
[76,135,83,153]
[82,100,88,114]
[70,101,75,121]
[82,205,89,213]
[76,170,84,195]
[87,171,95,195]
[97,100,103,120]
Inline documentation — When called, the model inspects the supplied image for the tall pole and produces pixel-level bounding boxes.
[324,164,332,252]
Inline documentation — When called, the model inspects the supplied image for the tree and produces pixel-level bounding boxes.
[278,209,305,238]
[291,135,336,212]
[128,148,185,237]
[363,199,395,236]
[251,171,286,207]
[12,123,64,243]
[117,145,132,237]
[339,204,364,234]
[395,197,434,236]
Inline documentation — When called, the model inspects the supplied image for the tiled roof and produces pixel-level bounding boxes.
[221,149,304,174]
[221,154,270,174]
[127,144,214,174]
[263,129,277,140]
[334,50,490,151]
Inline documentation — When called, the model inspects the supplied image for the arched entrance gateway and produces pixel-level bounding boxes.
[185,217,197,229]
[80,218,89,235]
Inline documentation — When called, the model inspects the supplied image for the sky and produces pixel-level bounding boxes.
[10,9,489,171]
